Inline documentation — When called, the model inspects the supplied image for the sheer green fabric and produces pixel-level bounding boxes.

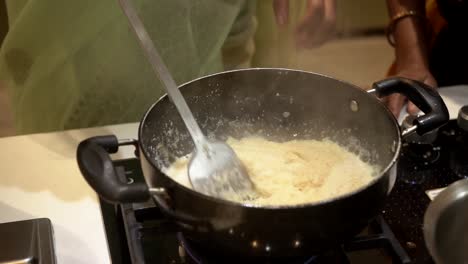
[0,0,255,134]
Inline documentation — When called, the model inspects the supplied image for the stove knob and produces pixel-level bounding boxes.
[457,105,468,132]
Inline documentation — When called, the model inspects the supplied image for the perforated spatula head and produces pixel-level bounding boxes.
[188,140,257,202]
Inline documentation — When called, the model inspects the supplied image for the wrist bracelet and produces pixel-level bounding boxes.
[386,10,425,47]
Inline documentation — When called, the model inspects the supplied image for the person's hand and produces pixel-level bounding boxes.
[384,66,437,117]
[273,0,337,49]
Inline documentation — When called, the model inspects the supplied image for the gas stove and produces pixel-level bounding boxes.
[100,120,466,264]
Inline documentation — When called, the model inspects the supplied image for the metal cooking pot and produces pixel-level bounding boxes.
[424,178,468,264]
[77,69,449,257]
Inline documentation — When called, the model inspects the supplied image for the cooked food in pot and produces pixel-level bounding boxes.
[165,137,379,206]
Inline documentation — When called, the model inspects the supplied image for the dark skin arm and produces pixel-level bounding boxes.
[385,0,437,117]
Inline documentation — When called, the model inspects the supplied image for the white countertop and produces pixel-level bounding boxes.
[0,123,139,264]
[0,85,465,264]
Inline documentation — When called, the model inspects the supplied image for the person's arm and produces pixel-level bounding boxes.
[273,0,336,49]
[385,0,437,117]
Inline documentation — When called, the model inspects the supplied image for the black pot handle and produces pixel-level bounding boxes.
[371,77,449,136]
[77,135,150,203]
[77,135,213,230]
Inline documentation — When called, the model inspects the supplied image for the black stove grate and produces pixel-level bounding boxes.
[104,159,410,264]
[114,196,409,264]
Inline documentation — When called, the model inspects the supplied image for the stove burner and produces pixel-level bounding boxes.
[176,233,322,264]
[401,143,441,165]
[399,143,441,184]
[173,216,409,264]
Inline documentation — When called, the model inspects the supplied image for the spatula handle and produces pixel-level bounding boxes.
[119,0,206,148]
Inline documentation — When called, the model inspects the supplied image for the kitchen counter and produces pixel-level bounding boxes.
[0,123,139,264]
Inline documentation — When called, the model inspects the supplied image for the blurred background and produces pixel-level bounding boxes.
[252,0,391,86]
[0,0,392,137]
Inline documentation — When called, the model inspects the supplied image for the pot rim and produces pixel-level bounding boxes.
[138,67,402,209]
[423,178,468,263]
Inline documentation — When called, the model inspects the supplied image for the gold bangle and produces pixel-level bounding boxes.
[386,10,424,47]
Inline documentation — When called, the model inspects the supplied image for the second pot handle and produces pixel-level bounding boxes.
[77,135,150,203]
[370,77,449,136]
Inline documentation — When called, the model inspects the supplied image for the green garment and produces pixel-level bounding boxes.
[0,0,256,134]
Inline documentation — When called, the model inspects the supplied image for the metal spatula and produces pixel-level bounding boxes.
[119,0,256,201]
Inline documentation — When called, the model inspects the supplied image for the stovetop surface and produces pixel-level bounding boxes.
[382,120,466,263]
[101,120,466,264]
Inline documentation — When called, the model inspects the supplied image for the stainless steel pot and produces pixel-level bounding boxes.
[77,68,449,257]
[424,178,468,264]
